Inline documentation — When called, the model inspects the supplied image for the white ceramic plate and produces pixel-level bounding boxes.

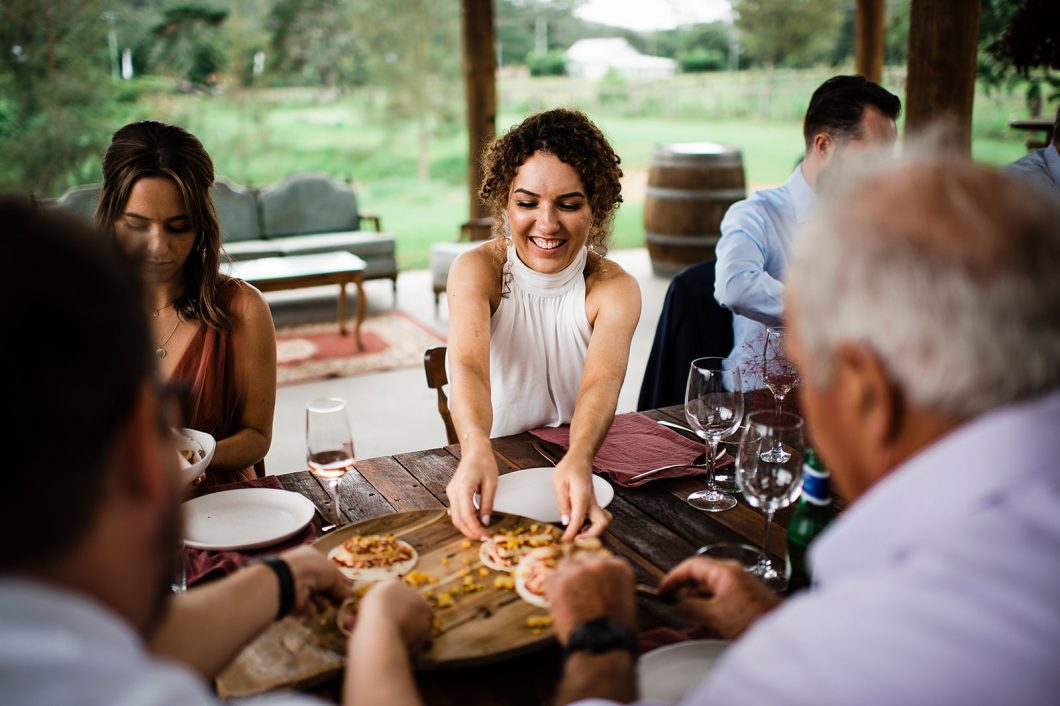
[637,639,730,703]
[182,488,315,550]
[474,467,615,523]
[174,428,216,486]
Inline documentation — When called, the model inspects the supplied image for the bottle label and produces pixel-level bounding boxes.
[801,466,831,506]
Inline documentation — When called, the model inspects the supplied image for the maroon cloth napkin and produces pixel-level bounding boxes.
[637,626,717,655]
[530,411,714,488]
[182,476,318,586]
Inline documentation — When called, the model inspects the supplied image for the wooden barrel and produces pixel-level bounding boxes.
[643,143,746,277]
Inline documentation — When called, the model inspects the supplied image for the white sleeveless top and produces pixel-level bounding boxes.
[489,244,592,437]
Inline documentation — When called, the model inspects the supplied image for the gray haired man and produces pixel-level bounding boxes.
[541,154,1060,705]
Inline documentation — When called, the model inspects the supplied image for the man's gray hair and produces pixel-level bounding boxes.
[789,152,1060,419]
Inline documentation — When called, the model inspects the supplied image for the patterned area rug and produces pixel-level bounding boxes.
[276,311,445,386]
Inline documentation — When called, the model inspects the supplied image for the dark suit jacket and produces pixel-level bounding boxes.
[637,262,734,410]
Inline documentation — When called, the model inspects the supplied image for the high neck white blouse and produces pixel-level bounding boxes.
[489,244,592,437]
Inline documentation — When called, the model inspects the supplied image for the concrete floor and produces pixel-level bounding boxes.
[263,247,671,474]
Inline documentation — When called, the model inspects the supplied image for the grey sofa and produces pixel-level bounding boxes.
[52,173,398,294]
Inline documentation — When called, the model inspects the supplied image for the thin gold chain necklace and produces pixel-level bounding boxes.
[155,316,181,358]
[152,301,176,318]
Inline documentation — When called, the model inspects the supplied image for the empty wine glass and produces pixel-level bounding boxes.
[306,397,355,527]
[684,357,744,512]
[736,411,804,590]
[761,326,799,462]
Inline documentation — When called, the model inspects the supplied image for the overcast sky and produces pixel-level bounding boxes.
[574,0,733,31]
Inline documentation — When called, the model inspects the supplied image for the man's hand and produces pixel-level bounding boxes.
[544,554,636,644]
[357,580,433,653]
[278,545,352,618]
[659,557,781,639]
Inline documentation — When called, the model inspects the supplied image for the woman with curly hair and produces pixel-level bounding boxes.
[445,109,641,542]
[96,121,276,485]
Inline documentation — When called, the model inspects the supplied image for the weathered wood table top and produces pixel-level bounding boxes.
[272,405,799,705]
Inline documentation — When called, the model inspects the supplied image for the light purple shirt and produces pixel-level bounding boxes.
[577,390,1060,706]
[713,166,815,389]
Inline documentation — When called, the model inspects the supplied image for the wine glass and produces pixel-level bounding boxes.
[684,357,744,512]
[306,397,355,527]
[761,326,799,462]
[736,411,804,590]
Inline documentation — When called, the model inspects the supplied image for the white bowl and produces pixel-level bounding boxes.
[174,428,216,486]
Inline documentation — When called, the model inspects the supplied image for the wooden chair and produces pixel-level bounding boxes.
[424,346,458,445]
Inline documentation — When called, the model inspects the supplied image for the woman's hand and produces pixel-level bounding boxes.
[445,436,499,540]
[553,455,611,542]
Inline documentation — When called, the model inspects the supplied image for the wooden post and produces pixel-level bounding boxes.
[461,0,497,221]
[855,0,885,83]
[904,0,981,153]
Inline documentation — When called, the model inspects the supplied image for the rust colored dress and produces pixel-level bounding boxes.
[173,278,257,485]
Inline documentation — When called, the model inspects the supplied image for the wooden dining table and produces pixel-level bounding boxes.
[257,404,802,705]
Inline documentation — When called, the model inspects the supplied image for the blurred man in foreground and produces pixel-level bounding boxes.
[545,155,1060,704]
[714,75,900,387]
[0,201,431,705]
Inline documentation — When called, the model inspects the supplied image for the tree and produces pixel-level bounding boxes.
[733,0,846,68]
[349,0,462,181]
[0,0,118,196]
[980,0,1059,113]
[267,0,366,88]
[148,3,229,86]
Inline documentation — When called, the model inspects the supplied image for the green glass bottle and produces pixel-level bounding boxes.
[786,448,835,592]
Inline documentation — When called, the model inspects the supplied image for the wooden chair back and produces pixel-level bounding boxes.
[424,346,458,445]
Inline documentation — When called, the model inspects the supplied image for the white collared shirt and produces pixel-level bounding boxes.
[713,165,815,389]
[0,578,321,705]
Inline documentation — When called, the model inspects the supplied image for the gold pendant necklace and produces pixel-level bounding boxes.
[152,301,176,318]
[155,316,181,358]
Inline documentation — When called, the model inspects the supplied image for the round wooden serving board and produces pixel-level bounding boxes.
[311,509,559,669]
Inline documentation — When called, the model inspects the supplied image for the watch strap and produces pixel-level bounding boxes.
[564,616,638,658]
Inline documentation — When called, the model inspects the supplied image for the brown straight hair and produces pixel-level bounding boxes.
[96,120,231,331]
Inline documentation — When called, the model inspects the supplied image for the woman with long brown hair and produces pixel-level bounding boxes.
[97,120,276,485]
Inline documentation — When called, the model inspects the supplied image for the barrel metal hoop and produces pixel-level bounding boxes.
[650,156,745,169]
[645,232,720,247]
[645,186,746,201]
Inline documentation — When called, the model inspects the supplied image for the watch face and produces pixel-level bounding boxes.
[567,617,637,656]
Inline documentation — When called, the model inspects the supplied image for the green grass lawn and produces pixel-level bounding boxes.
[121,70,1033,269]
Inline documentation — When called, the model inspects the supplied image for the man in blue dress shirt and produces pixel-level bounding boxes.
[714,75,900,388]
[1005,104,1060,197]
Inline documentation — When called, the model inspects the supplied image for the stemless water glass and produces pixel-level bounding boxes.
[761,326,799,462]
[306,397,355,527]
[684,357,744,512]
[736,411,805,590]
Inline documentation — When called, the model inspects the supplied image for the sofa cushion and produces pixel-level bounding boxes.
[268,231,396,261]
[52,184,101,225]
[223,240,284,261]
[213,176,261,242]
[430,241,482,288]
[259,173,361,237]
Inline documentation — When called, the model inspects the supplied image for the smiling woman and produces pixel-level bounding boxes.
[95,121,277,486]
[444,109,642,545]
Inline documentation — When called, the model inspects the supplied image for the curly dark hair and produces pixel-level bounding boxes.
[479,108,623,253]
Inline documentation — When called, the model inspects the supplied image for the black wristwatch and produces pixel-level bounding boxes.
[564,617,638,658]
